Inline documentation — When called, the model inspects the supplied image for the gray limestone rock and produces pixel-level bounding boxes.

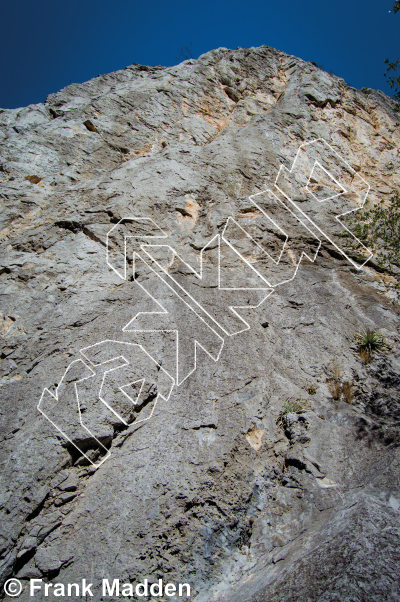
[1,45,400,601]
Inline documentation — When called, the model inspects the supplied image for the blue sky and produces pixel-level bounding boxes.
[0,0,399,109]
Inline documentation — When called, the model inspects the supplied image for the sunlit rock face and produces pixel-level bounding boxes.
[1,46,400,601]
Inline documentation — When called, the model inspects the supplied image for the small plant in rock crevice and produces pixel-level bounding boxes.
[342,381,354,404]
[283,398,303,414]
[359,348,372,365]
[304,382,317,395]
[326,363,356,403]
[327,363,342,400]
[278,398,310,422]
[328,379,342,400]
[355,327,388,355]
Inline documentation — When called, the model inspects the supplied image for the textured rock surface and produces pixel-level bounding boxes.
[1,45,400,601]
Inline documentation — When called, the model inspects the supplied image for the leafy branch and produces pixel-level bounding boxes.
[385,1,400,101]
[344,193,400,295]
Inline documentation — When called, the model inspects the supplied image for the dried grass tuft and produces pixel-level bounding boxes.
[342,381,354,404]
[359,348,372,364]
[327,363,342,400]
[328,379,342,400]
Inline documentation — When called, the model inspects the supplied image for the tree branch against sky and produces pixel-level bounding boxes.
[385,1,400,100]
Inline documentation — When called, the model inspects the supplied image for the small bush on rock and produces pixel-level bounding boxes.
[283,399,303,414]
[342,381,355,404]
[279,398,310,421]
[359,348,372,364]
[343,193,400,297]
[327,363,342,400]
[355,327,387,354]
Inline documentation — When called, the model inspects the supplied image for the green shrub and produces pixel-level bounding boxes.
[355,327,387,353]
[280,398,310,416]
[344,193,400,296]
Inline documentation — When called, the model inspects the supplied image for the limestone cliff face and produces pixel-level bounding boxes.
[1,46,400,601]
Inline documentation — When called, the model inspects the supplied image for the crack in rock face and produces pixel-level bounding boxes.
[1,45,400,601]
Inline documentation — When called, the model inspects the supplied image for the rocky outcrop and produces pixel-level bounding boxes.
[1,46,400,600]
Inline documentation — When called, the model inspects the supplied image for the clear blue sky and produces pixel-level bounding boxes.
[1,0,399,110]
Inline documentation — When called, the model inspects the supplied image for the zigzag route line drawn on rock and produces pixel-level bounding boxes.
[37,138,374,466]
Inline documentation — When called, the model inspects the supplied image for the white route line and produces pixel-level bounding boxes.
[80,339,175,422]
[220,188,322,289]
[123,253,225,386]
[37,359,111,468]
[274,138,372,268]
[140,235,273,337]
[106,217,168,280]
[39,137,375,466]
[306,161,347,203]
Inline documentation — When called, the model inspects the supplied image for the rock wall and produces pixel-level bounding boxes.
[1,46,400,600]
